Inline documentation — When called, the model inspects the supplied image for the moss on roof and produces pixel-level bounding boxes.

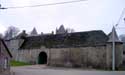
[20,30,108,49]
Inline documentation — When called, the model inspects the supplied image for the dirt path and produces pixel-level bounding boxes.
[11,65,125,75]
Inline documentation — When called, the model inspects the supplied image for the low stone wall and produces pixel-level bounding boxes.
[15,46,50,64]
[106,43,123,69]
[49,46,107,69]
[14,43,123,69]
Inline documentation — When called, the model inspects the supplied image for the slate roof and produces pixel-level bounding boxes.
[108,26,121,42]
[20,30,109,49]
[15,30,28,39]
[56,25,67,34]
[20,35,44,49]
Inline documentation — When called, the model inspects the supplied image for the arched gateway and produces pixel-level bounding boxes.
[38,52,47,64]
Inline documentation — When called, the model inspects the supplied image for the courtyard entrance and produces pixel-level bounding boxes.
[38,52,47,64]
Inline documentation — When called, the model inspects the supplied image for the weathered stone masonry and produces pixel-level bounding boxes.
[5,29,123,69]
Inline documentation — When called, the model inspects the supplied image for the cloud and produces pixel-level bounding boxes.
[1,0,125,35]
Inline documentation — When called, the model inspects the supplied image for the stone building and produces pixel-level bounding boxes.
[0,38,12,74]
[5,26,123,69]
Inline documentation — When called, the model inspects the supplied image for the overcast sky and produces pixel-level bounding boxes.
[0,0,125,35]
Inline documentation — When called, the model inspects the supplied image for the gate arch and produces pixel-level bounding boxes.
[38,52,47,64]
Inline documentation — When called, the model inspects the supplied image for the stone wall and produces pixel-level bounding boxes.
[106,43,123,69]
[5,39,24,60]
[17,46,50,64]
[49,46,107,69]
[15,43,123,69]
[17,45,107,69]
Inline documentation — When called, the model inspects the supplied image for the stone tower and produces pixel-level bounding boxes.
[56,25,67,34]
[30,27,38,36]
[108,26,121,42]
[106,27,123,69]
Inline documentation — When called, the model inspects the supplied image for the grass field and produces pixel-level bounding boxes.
[10,60,31,66]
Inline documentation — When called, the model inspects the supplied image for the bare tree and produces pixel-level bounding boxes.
[4,26,20,40]
[119,34,125,42]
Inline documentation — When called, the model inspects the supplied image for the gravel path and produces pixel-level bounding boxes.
[11,65,125,75]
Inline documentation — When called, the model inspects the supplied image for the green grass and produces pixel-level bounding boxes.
[118,67,125,71]
[10,60,31,66]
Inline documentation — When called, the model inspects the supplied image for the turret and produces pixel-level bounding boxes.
[30,27,38,36]
[56,25,67,34]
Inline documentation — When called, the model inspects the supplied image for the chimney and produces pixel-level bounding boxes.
[22,30,26,34]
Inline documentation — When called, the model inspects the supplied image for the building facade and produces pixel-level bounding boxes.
[5,27,123,69]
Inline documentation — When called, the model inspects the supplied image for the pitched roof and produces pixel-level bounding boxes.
[0,38,12,57]
[15,30,28,39]
[20,30,108,49]
[108,26,121,42]
[20,35,44,49]
[56,25,67,34]
[59,25,65,31]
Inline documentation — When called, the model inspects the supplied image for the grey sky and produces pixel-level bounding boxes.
[0,0,125,35]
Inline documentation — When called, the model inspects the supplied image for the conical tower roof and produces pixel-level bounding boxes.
[108,26,121,42]
[59,25,65,31]
[30,27,38,36]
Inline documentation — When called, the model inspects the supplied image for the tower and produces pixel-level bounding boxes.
[30,27,38,36]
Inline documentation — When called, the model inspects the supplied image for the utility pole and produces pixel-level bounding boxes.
[112,26,115,71]
[112,8,125,71]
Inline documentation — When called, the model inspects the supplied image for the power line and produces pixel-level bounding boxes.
[116,27,125,29]
[0,0,87,9]
[115,8,125,26]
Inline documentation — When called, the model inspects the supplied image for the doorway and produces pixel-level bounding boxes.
[38,52,47,64]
